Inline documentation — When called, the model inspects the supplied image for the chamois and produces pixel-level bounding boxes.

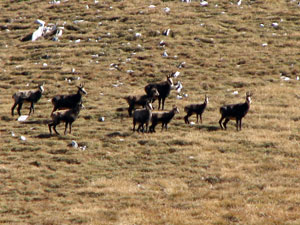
[132,102,153,133]
[124,87,159,116]
[149,105,179,132]
[219,92,252,131]
[11,83,45,116]
[48,102,84,135]
[144,75,173,110]
[51,83,87,115]
[184,95,209,124]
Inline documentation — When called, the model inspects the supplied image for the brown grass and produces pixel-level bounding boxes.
[1,0,300,224]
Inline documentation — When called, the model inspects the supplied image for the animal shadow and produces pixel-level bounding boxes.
[198,124,219,132]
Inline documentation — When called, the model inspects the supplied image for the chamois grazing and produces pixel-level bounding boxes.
[132,102,153,133]
[219,92,252,131]
[149,105,179,132]
[144,75,174,110]
[184,95,209,124]
[51,83,87,115]
[124,87,159,116]
[11,83,45,116]
[48,102,84,135]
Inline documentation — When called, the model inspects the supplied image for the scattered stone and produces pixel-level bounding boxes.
[98,116,105,122]
[71,140,78,148]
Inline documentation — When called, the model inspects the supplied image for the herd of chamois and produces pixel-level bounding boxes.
[10,75,252,135]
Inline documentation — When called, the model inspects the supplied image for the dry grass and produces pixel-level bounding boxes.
[1,0,300,224]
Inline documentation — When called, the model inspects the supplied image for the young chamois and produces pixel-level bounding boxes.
[132,102,153,133]
[149,105,179,132]
[51,83,87,115]
[124,87,159,117]
[144,75,174,110]
[48,102,84,135]
[184,95,209,124]
[11,83,45,116]
[219,92,252,131]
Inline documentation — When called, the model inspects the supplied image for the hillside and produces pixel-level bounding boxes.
[1,0,300,224]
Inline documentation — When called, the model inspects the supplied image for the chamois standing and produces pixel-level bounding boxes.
[132,102,153,133]
[124,87,159,116]
[149,105,179,132]
[48,102,84,135]
[184,95,209,124]
[11,83,45,116]
[144,75,174,110]
[51,83,87,115]
[219,92,252,131]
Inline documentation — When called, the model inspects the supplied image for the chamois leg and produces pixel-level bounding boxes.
[158,98,162,110]
[223,118,230,130]
[133,119,136,131]
[69,122,73,134]
[238,119,242,131]
[64,122,68,135]
[128,105,134,117]
[17,102,23,116]
[11,102,18,116]
[145,123,149,133]
[53,124,60,135]
[161,98,166,110]
[219,117,224,129]
[184,112,192,124]
[48,123,53,134]
[200,114,203,124]
[29,102,34,115]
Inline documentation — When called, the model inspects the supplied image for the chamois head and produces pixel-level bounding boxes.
[246,92,252,104]
[166,75,173,86]
[39,82,45,93]
[150,87,159,98]
[77,83,87,95]
[205,94,209,104]
[172,105,180,114]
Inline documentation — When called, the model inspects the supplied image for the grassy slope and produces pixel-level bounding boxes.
[1,0,300,224]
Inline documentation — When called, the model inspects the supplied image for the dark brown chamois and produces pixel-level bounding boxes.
[124,87,159,117]
[219,92,252,131]
[11,83,45,116]
[149,105,179,132]
[144,75,173,110]
[51,83,87,115]
[132,102,153,133]
[48,102,84,135]
[184,95,209,124]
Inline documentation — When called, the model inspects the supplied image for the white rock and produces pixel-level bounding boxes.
[260,23,264,27]
[75,39,81,43]
[176,95,183,99]
[162,51,168,57]
[272,22,279,28]
[190,122,195,125]
[71,140,78,148]
[164,7,170,13]
[18,115,28,122]
[99,116,105,122]
[232,91,239,95]
[200,1,208,6]
[20,136,26,141]
[149,5,156,8]
[262,43,268,47]
[172,71,180,78]
[43,63,47,67]
[135,32,142,37]
[11,131,16,137]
